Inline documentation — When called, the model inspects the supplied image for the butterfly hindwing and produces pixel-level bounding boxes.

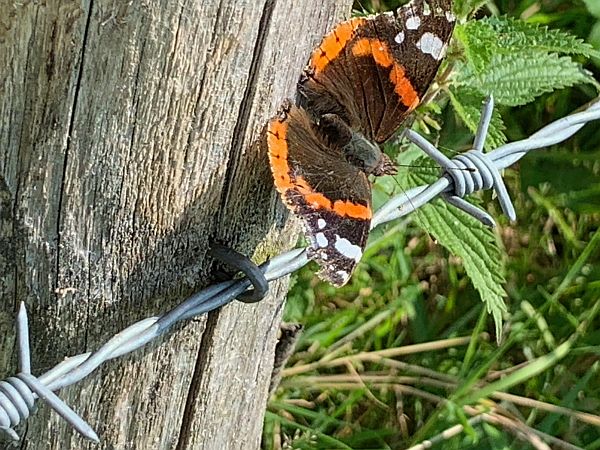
[267,103,371,286]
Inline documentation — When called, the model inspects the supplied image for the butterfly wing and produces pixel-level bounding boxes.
[298,0,455,143]
[267,103,371,286]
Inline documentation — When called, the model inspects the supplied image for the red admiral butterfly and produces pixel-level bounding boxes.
[268,0,455,286]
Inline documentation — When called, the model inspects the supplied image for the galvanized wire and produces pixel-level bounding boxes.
[1,96,599,442]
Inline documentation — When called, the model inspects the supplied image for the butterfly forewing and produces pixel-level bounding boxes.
[298,0,456,143]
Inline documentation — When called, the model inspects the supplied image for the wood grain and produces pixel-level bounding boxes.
[0,0,352,448]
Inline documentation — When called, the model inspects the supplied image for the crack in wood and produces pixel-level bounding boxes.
[216,0,277,221]
[54,0,95,303]
[175,312,220,449]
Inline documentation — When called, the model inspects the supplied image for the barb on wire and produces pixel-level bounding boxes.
[1,96,599,442]
[401,96,516,225]
[372,96,600,227]
[0,304,99,442]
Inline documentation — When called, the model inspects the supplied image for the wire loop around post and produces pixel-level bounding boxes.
[209,244,270,303]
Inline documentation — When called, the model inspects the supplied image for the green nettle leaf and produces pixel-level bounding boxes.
[488,17,600,59]
[454,20,497,72]
[466,52,594,107]
[401,160,507,337]
[457,17,600,66]
[448,86,506,150]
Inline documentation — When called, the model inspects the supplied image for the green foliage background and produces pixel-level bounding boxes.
[264,1,600,449]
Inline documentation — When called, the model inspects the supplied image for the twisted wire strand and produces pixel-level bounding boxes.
[1,97,599,441]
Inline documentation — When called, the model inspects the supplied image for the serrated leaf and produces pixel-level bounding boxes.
[448,86,506,150]
[455,17,600,74]
[467,52,595,107]
[454,20,497,72]
[487,17,600,59]
[400,160,507,337]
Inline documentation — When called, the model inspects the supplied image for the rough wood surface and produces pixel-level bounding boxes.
[0,0,352,448]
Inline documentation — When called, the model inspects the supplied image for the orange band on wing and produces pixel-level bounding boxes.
[267,117,371,220]
[268,119,293,191]
[310,18,366,74]
[296,176,372,220]
[352,38,394,67]
[389,64,420,110]
[333,200,371,219]
[352,38,419,109]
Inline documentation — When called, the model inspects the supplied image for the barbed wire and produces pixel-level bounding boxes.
[1,96,599,442]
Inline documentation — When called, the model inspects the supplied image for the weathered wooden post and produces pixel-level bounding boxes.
[0,0,351,448]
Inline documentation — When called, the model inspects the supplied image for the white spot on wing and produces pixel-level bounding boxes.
[423,2,431,15]
[406,16,421,30]
[316,232,328,248]
[317,218,326,229]
[334,235,363,262]
[416,32,446,60]
[394,31,405,44]
[336,270,349,279]
[446,11,456,22]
